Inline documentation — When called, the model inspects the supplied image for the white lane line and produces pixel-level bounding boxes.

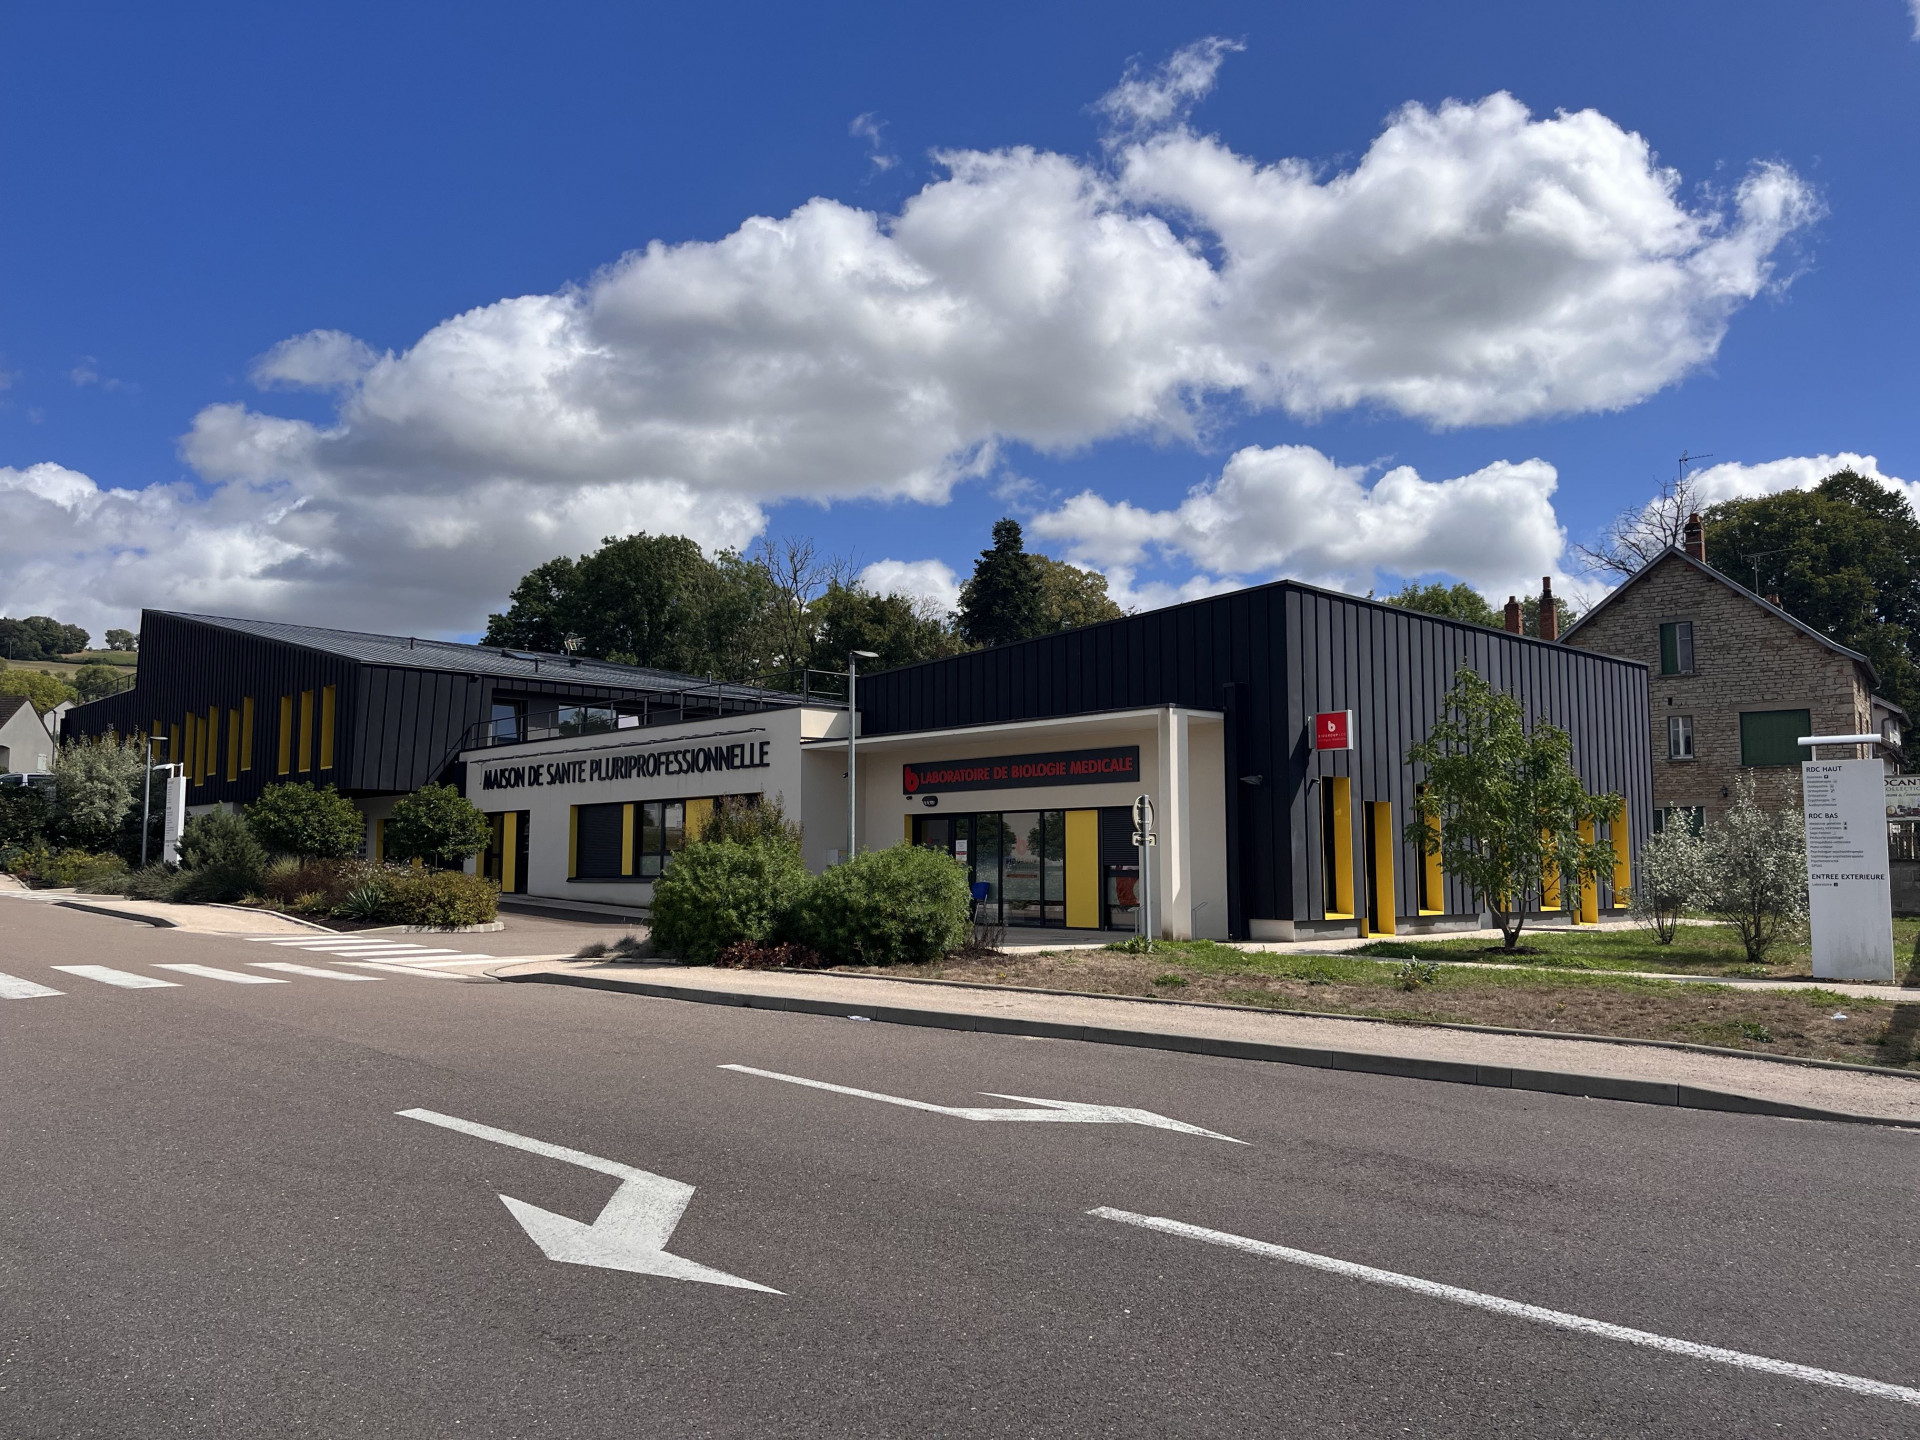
[249,961,380,981]
[255,937,392,947]
[298,945,460,957]
[154,964,288,985]
[387,955,497,966]
[0,971,64,999]
[337,961,467,980]
[52,965,180,989]
[1089,1209,1920,1408]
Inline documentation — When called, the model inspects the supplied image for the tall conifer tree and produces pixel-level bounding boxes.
[956,519,1045,648]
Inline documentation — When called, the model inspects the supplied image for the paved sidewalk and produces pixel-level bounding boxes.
[494,958,1920,1127]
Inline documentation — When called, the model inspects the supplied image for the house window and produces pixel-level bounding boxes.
[1739,708,1812,767]
[1658,621,1695,675]
[1654,806,1705,836]
[1667,715,1694,760]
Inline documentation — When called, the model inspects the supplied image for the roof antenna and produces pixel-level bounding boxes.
[1677,450,1712,483]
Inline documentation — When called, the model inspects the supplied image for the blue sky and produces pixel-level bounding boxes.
[2,1,1917,638]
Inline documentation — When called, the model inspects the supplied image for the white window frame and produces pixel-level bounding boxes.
[1667,714,1695,761]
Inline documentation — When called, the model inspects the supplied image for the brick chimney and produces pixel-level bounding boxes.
[1504,596,1522,634]
[1683,511,1706,561]
[1538,577,1558,642]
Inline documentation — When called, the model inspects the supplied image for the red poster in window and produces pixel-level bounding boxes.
[1314,710,1353,751]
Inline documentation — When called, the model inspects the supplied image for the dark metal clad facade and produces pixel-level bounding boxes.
[857,579,1651,935]
[63,609,805,808]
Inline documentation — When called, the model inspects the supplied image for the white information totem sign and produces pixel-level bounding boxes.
[160,770,188,866]
[1802,758,1895,983]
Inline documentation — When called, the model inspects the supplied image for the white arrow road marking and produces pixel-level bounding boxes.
[0,971,63,999]
[52,965,179,989]
[249,961,380,980]
[396,1108,781,1293]
[154,964,286,984]
[720,1064,1244,1143]
[1089,1208,1920,1408]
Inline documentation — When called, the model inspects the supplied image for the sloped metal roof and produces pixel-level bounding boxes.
[162,611,801,702]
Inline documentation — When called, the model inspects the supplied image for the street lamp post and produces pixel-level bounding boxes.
[846,650,880,861]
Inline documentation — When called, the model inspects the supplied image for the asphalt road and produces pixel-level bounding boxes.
[3,901,1918,1438]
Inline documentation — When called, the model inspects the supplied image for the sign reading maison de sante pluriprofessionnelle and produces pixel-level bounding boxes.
[902,746,1140,795]
[479,737,772,792]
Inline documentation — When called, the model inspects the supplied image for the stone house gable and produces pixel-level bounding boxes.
[1563,548,1874,824]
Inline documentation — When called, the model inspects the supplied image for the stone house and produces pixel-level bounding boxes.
[1561,516,1904,830]
[0,694,55,775]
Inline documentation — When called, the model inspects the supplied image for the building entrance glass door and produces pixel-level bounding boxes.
[915,807,1126,930]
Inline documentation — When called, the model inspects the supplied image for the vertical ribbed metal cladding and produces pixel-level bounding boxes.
[60,611,789,808]
[857,578,1649,936]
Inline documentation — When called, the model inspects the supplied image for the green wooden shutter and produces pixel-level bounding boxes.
[1739,709,1811,767]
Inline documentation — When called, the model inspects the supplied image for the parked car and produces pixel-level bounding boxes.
[0,772,54,792]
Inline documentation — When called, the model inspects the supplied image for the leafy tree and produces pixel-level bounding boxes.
[1032,554,1124,631]
[51,733,145,850]
[246,782,366,859]
[1407,669,1619,951]
[73,663,129,702]
[1702,470,1920,722]
[810,583,960,675]
[0,616,88,662]
[955,519,1045,648]
[384,783,492,870]
[1383,582,1499,628]
[0,669,76,712]
[104,628,138,652]
[483,555,578,654]
[1629,827,1707,944]
[1694,773,1809,966]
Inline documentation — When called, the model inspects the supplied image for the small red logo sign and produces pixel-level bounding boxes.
[1315,710,1352,751]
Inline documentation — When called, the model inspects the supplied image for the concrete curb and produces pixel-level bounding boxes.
[55,899,175,928]
[814,967,1920,1084]
[497,968,1920,1131]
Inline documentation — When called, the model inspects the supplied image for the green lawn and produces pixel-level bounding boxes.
[1356,917,1920,981]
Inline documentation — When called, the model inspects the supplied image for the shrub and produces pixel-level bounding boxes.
[787,842,971,967]
[713,939,824,969]
[15,846,128,889]
[1629,826,1707,944]
[246,783,366,859]
[51,734,144,852]
[385,784,492,870]
[173,808,268,903]
[697,792,803,849]
[649,838,809,965]
[0,786,50,849]
[1695,773,1810,966]
[380,867,498,927]
[260,856,384,912]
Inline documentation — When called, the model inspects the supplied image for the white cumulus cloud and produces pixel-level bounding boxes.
[3,43,1821,633]
[1688,451,1919,513]
[856,557,961,613]
[1030,445,1570,603]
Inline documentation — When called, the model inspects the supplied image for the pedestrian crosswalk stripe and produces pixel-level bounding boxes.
[336,960,467,979]
[249,961,380,980]
[52,965,180,989]
[154,964,287,984]
[0,971,64,999]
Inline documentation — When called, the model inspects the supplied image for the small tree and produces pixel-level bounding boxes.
[1629,826,1707,944]
[51,734,144,850]
[0,668,76,713]
[696,792,802,850]
[1407,669,1619,951]
[175,808,268,902]
[246,782,366,859]
[384,783,492,869]
[104,628,138,652]
[1695,773,1809,965]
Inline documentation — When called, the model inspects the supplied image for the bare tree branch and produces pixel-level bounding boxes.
[1571,472,1699,579]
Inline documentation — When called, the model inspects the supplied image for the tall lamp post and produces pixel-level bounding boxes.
[846,649,880,860]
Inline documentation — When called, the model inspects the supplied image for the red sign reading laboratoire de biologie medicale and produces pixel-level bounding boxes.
[902,746,1141,795]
